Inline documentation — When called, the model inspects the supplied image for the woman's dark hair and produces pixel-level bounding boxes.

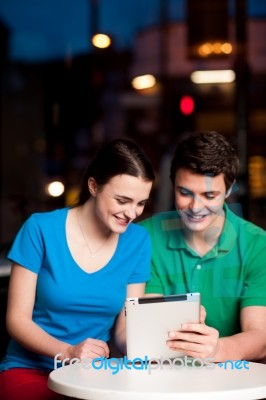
[170,131,239,191]
[78,138,155,205]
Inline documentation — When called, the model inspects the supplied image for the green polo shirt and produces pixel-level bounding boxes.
[139,204,266,337]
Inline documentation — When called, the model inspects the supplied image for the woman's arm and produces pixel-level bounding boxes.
[113,283,146,355]
[6,263,109,361]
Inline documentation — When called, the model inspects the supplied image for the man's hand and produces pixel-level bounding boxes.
[166,305,218,359]
[200,305,206,324]
[167,322,219,359]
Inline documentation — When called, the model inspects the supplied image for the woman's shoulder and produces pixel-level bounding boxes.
[24,207,69,229]
[29,207,68,221]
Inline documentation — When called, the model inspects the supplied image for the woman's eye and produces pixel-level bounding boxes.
[117,199,127,205]
[138,202,146,207]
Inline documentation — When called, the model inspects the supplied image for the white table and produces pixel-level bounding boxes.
[48,360,266,400]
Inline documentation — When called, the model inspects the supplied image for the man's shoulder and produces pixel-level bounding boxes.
[240,218,266,240]
[226,204,266,240]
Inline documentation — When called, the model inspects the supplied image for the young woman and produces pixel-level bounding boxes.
[0,138,155,400]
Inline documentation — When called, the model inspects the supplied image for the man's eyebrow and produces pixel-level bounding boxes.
[177,186,221,194]
[176,186,192,192]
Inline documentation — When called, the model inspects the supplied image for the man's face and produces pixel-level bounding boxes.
[174,168,227,233]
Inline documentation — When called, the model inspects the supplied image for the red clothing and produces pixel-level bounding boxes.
[0,368,66,400]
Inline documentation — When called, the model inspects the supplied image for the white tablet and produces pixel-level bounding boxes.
[125,292,200,360]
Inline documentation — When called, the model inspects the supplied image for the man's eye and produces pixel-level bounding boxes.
[179,189,191,196]
[205,194,215,200]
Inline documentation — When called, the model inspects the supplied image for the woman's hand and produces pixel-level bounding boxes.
[67,338,110,362]
[167,322,219,359]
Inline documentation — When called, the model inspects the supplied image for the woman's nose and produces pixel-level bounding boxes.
[125,206,137,219]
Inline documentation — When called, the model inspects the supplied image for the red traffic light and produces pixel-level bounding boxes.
[179,95,195,116]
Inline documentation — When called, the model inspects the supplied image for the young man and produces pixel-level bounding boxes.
[140,131,266,362]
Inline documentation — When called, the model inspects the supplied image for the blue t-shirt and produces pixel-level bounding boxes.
[0,208,151,372]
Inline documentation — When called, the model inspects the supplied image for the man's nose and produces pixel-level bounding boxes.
[189,195,204,212]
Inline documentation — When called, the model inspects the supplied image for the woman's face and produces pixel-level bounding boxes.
[89,174,152,233]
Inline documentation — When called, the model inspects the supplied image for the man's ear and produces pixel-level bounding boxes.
[88,177,98,197]
[225,181,235,198]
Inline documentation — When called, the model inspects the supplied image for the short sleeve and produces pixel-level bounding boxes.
[7,214,44,274]
[145,259,164,294]
[127,228,151,284]
[139,217,164,294]
[240,233,266,308]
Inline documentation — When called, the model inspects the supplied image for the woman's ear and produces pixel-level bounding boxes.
[88,178,98,197]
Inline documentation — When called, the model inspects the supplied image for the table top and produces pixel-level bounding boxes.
[48,360,266,400]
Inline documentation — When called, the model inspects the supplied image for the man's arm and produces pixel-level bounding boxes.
[215,306,266,362]
[167,305,266,362]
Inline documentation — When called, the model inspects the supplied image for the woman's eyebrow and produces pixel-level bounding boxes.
[115,194,150,203]
[115,195,132,200]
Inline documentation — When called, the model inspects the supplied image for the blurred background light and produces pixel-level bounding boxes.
[191,70,236,84]
[249,156,266,198]
[45,181,65,197]
[91,33,111,49]
[179,95,195,116]
[131,74,156,90]
[221,42,233,54]
[198,42,233,57]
